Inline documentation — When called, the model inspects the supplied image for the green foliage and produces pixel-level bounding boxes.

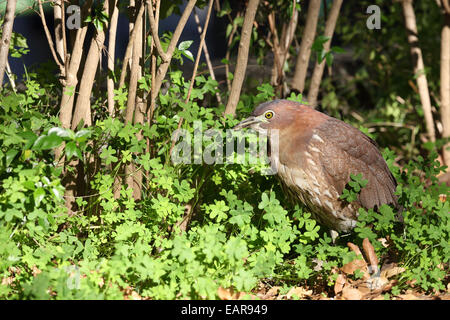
[0,10,449,299]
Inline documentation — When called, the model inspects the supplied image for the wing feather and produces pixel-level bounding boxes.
[313,118,398,210]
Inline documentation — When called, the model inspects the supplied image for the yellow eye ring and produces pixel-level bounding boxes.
[265,111,274,119]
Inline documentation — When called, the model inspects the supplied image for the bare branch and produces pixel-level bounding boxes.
[440,10,450,164]
[148,0,197,118]
[119,1,146,88]
[307,0,343,108]
[38,0,65,74]
[402,0,436,142]
[291,0,321,93]
[71,0,109,130]
[193,7,222,105]
[126,0,144,124]
[0,0,17,87]
[224,0,260,116]
[146,0,169,61]
[107,0,119,116]
[170,0,215,152]
[442,0,450,14]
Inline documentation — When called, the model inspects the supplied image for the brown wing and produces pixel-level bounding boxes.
[313,118,398,210]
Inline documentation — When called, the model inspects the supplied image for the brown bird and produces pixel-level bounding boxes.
[233,99,398,241]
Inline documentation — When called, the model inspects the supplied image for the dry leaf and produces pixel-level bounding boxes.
[381,266,405,279]
[334,274,347,295]
[130,290,142,300]
[218,287,234,300]
[342,286,362,300]
[356,284,372,297]
[98,277,105,288]
[286,287,313,300]
[341,257,368,276]
[347,242,363,256]
[217,287,248,300]
[362,238,379,274]
[398,293,420,300]
[365,276,389,290]
[32,266,42,277]
[1,276,14,286]
[261,286,280,299]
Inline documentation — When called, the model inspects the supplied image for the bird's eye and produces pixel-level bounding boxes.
[265,111,274,119]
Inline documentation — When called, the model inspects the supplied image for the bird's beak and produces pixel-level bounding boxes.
[233,116,261,131]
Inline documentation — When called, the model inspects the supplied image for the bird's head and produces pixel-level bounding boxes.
[233,99,327,134]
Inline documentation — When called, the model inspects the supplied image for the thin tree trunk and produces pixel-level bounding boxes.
[0,0,17,88]
[125,0,144,125]
[224,0,260,116]
[57,0,93,214]
[267,2,298,97]
[291,0,321,93]
[402,0,436,143]
[146,0,197,118]
[118,1,145,89]
[38,0,65,76]
[107,0,119,117]
[71,0,109,130]
[59,0,93,131]
[441,1,450,166]
[125,0,144,200]
[147,0,160,122]
[132,97,145,200]
[307,0,343,108]
[53,0,65,66]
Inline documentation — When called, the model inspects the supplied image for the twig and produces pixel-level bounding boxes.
[402,0,436,143]
[107,0,119,116]
[147,0,197,119]
[0,0,17,87]
[307,0,343,108]
[193,7,222,105]
[5,60,15,91]
[224,0,260,116]
[37,0,65,75]
[118,1,146,88]
[146,0,169,62]
[291,0,320,93]
[443,0,450,14]
[169,0,215,158]
[224,12,240,92]
[61,0,68,77]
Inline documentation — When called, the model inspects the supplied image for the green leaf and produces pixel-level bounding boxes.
[32,134,63,150]
[33,188,45,206]
[331,46,345,53]
[18,130,38,149]
[75,129,91,141]
[325,52,334,67]
[65,141,82,160]
[178,40,193,51]
[48,127,73,139]
[6,149,19,166]
[181,50,194,62]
